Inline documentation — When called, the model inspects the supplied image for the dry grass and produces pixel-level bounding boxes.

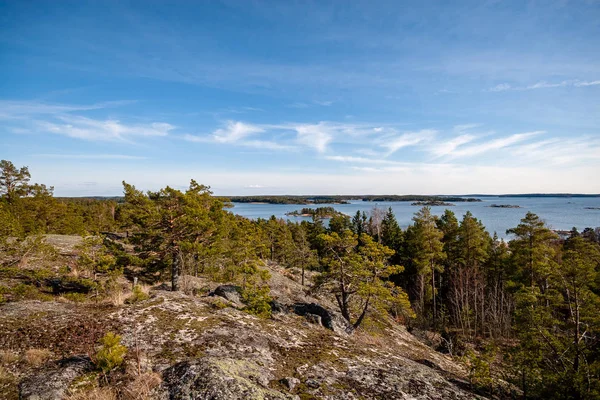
[107,286,128,306]
[0,365,18,398]
[0,350,19,365]
[352,330,389,348]
[66,387,118,400]
[24,348,52,367]
[121,372,162,400]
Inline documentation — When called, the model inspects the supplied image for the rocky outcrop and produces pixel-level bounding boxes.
[157,357,294,400]
[292,302,354,334]
[19,355,93,400]
[4,255,490,400]
[211,284,242,305]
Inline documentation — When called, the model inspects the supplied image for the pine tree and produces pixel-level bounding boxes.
[315,231,410,329]
[0,160,31,204]
[121,180,223,291]
[409,207,445,325]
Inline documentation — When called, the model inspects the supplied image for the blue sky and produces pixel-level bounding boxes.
[1,0,599,196]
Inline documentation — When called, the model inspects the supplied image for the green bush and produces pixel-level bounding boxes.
[126,285,149,303]
[95,332,127,374]
[63,292,88,303]
[241,283,272,319]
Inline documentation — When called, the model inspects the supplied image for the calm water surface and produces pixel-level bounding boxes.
[230,197,600,239]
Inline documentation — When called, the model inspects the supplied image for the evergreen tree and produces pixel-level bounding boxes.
[315,231,411,329]
[0,160,31,204]
[121,180,223,291]
[409,207,445,326]
[328,213,351,234]
[454,211,490,336]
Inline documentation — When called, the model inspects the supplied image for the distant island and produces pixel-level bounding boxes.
[224,195,481,205]
[488,204,521,208]
[360,195,480,202]
[411,200,455,206]
[467,193,600,198]
[286,207,347,218]
[585,207,600,210]
[222,196,350,205]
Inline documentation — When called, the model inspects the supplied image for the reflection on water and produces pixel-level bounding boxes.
[230,197,600,239]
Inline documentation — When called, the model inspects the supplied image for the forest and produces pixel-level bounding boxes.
[1,159,600,399]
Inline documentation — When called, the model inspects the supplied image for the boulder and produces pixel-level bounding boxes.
[280,377,300,392]
[293,303,353,334]
[269,300,290,314]
[19,355,93,400]
[211,285,243,305]
[157,357,293,400]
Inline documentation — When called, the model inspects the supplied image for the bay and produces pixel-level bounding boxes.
[230,196,600,239]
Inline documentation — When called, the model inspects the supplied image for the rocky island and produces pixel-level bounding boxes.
[411,200,455,206]
[488,204,521,208]
[285,207,347,218]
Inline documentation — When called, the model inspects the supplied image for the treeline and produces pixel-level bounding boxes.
[220,195,481,204]
[2,160,600,398]
[220,195,350,204]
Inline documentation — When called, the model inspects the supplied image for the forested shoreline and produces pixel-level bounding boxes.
[2,159,600,399]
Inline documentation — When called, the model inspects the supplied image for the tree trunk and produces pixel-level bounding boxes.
[171,249,181,291]
[431,263,436,327]
[353,296,371,329]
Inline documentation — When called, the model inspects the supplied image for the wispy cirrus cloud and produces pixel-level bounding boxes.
[488,80,600,92]
[34,153,147,160]
[325,155,404,165]
[511,137,600,165]
[185,120,402,154]
[441,131,543,158]
[2,99,172,143]
[0,99,135,120]
[212,121,264,143]
[381,129,437,155]
[39,115,173,142]
[184,121,295,151]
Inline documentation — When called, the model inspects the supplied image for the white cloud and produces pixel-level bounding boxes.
[489,83,512,92]
[574,80,600,87]
[448,131,543,158]
[325,155,402,165]
[430,134,476,157]
[488,79,600,92]
[39,115,173,141]
[381,129,437,155]
[34,153,147,160]
[212,120,264,143]
[526,81,569,89]
[512,137,600,165]
[0,100,134,120]
[294,123,334,153]
[184,121,295,151]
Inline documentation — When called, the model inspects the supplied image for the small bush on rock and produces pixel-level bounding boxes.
[95,332,127,375]
[126,285,150,303]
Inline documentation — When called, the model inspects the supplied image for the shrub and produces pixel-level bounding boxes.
[126,285,150,304]
[241,283,272,319]
[76,236,118,277]
[63,293,88,303]
[95,332,127,374]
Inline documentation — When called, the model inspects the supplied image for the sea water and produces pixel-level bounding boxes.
[230,197,600,239]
